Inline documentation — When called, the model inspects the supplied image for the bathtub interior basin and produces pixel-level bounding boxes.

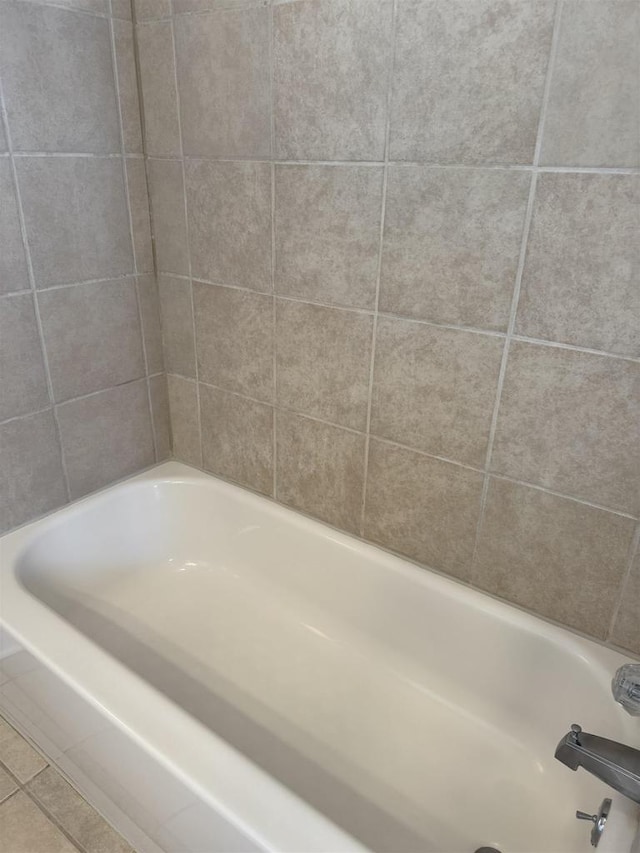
[1,462,639,852]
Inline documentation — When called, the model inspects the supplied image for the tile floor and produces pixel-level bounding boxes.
[0,714,135,853]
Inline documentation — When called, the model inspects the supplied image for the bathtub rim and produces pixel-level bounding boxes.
[0,461,637,853]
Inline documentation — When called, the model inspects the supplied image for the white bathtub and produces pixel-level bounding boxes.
[0,462,638,853]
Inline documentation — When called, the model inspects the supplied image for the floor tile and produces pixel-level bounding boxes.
[0,717,47,782]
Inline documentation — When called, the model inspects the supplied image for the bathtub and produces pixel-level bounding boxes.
[0,462,638,853]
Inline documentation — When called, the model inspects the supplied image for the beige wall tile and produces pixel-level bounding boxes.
[0,718,47,782]
[149,374,171,461]
[136,274,164,374]
[364,439,483,581]
[134,0,172,20]
[174,0,266,10]
[194,284,273,401]
[276,299,373,430]
[381,166,530,331]
[39,279,145,402]
[492,342,640,514]
[0,161,29,294]
[113,19,143,154]
[28,766,134,853]
[371,318,503,466]
[0,3,120,153]
[541,1,639,168]
[0,792,77,853]
[0,294,49,421]
[200,384,273,494]
[276,411,365,534]
[275,164,383,310]
[147,158,189,275]
[57,380,154,498]
[0,766,17,805]
[112,0,132,19]
[0,411,67,534]
[273,0,393,160]
[125,159,154,274]
[136,21,182,158]
[17,157,133,287]
[158,276,196,377]
[185,159,271,292]
[175,6,271,158]
[167,375,200,466]
[474,478,635,639]
[389,0,555,163]
[610,549,640,657]
[517,174,640,358]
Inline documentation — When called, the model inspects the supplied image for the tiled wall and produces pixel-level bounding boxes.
[137,0,639,656]
[0,0,170,535]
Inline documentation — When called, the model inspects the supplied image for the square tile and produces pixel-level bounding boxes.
[0,3,120,153]
[0,294,49,421]
[491,342,640,514]
[167,375,201,466]
[517,173,640,358]
[39,279,145,402]
[0,160,29,294]
[200,384,273,494]
[158,276,196,378]
[149,374,171,462]
[17,157,133,287]
[0,792,77,853]
[389,0,555,163]
[113,19,143,154]
[273,0,393,160]
[474,478,635,638]
[136,21,182,158]
[275,164,384,310]
[276,411,365,533]
[175,6,271,158]
[276,299,373,430]
[0,411,67,534]
[28,766,134,853]
[186,159,271,292]
[371,317,504,466]
[0,717,47,782]
[136,274,164,375]
[194,284,273,401]
[125,159,154,274]
[380,166,530,330]
[610,550,640,656]
[364,439,483,580]
[540,1,640,168]
[134,0,171,19]
[147,159,189,276]
[57,381,154,499]
[0,766,17,804]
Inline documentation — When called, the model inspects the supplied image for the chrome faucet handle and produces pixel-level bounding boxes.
[612,664,640,716]
[576,799,611,848]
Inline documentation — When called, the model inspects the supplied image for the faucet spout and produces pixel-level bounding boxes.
[555,724,640,805]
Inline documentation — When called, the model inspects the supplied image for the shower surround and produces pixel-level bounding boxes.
[0,0,638,657]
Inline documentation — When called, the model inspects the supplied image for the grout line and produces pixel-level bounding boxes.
[12,151,124,159]
[511,335,640,364]
[108,1,159,462]
[606,521,640,643]
[359,0,399,537]
[168,2,203,468]
[140,153,640,175]
[269,0,278,499]
[0,272,138,294]
[469,0,565,586]
[0,74,72,504]
[7,0,111,21]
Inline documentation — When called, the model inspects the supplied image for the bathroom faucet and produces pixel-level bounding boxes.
[555,724,640,805]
